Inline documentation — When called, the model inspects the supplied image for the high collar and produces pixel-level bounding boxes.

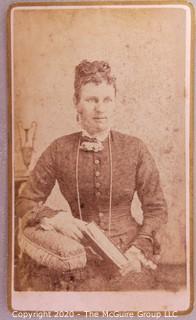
[81,128,110,142]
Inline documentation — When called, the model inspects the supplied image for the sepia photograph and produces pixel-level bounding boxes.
[8,1,194,314]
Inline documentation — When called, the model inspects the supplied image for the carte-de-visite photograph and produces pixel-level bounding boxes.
[9,1,194,313]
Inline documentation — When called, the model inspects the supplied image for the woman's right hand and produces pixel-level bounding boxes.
[40,211,87,241]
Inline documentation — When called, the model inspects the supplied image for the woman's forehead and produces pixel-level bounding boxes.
[80,81,116,97]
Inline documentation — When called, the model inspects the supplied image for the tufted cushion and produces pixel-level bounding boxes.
[18,226,87,272]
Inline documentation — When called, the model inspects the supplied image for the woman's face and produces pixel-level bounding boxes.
[76,81,116,135]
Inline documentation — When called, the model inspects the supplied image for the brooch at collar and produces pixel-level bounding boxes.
[80,140,104,152]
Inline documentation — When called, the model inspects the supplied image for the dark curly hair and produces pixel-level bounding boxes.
[74,60,116,104]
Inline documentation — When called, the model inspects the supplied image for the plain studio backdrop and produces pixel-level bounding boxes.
[13,7,187,265]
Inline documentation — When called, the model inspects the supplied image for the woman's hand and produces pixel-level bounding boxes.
[120,248,142,276]
[120,245,157,276]
[40,211,87,241]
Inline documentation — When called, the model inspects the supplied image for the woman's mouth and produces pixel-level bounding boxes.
[93,116,107,120]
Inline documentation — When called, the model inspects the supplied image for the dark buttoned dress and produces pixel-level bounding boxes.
[16,130,168,290]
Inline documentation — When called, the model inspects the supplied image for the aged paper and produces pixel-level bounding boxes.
[8,1,194,315]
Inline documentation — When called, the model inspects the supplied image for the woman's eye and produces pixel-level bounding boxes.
[86,97,98,103]
[104,97,112,103]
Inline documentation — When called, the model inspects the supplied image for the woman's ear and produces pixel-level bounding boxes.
[73,95,77,106]
[73,96,82,114]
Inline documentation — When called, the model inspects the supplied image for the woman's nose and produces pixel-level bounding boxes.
[95,102,104,112]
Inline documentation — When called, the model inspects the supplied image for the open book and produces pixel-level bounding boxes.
[83,221,129,271]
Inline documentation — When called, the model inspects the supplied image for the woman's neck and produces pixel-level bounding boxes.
[81,128,110,142]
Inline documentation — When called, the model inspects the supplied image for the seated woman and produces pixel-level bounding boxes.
[16,60,168,291]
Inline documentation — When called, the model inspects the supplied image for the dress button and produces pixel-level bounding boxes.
[96,191,101,197]
[95,171,100,177]
[95,182,101,188]
[94,159,100,165]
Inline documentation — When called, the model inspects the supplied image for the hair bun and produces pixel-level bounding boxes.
[74,60,116,104]
[76,60,111,76]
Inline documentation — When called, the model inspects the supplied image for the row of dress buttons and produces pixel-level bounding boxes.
[95,158,101,198]
[99,212,104,229]
[95,169,101,197]
[99,212,104,218]
[94,158,103,226]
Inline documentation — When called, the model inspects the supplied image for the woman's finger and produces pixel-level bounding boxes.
[74,218,87,231]
[59,223,84,241]
[120,260,141,276]
[71,224,84,240]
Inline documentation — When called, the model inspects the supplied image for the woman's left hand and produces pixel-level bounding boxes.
[120,250,142,276]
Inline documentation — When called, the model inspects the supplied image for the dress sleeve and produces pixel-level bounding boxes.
[16,140,59,228]
[132,140,168,258]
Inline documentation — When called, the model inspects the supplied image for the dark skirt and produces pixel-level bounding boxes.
[15,253,162,291]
